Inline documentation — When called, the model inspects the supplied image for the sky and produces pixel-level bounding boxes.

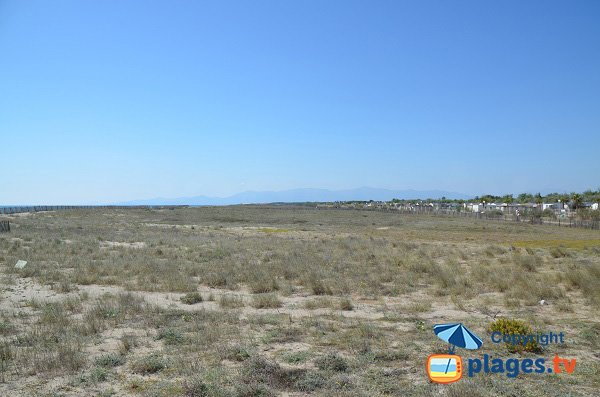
[1,0,599,204]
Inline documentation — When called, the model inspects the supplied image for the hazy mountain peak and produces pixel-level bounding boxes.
[119,187,471,206]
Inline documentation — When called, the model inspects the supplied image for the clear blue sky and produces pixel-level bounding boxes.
[1,1,599,204]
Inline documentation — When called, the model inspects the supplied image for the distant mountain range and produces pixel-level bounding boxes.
[118,187,471,206]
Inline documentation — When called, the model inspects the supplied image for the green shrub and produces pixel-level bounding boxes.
[239,356,302,390]
[156,328,185,345]
[0,342,14,382]
[219,294,245,309]
[294,371,326,392]
[119,334,139,355]
[221,344,251,362]
[488,318,541,353]
[282,351,310,364]
[315,353,348,372]
[182,377,210,397]
[95,353,124,368]
[309,278,333,296]
[131,353,167,374]
[249,278,279,294]
[0,320,15,336]
[234,382,275,397]
[512,253,538,272]
[339,298,354,311]
[180,292,203,305]
[372,349,409,362]
[252,294,282,309]
[549,247,568,258]
[88,366,110,383]
[303,297,333,309]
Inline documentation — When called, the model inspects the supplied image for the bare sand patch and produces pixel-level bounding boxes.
[100,241,146,249]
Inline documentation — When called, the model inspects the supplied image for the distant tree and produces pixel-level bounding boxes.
[518,193,533,203]
[582,189,600,203]
[502,194,514,204]
[572,193,583,210]
[480,194,500,203]
[558,194,571,210]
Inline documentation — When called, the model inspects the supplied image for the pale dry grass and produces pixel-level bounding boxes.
[0,207,598,396]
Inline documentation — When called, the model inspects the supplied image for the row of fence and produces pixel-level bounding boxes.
[0,205,190,233]
[364,207,600,230]
[0,205,92,214]
[0,205,188,215]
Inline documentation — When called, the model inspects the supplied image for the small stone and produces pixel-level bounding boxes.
[14,260,27,269]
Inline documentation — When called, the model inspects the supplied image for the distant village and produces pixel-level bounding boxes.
[317,190,600,221]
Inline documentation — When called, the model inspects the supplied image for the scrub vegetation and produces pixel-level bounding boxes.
[0,206,598,396]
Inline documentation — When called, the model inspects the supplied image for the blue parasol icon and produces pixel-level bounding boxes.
[433,323,483,354]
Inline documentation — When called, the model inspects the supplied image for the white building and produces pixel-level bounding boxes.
[542,203,560,211]
[468,203,484,212]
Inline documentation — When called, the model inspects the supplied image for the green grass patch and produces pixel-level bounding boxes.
[511,239,600,250]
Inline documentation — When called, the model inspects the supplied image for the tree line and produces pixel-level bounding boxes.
[386,189,600,210]
[473,190,600,209]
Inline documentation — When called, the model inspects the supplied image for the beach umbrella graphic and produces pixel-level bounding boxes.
[433,323,483,354]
